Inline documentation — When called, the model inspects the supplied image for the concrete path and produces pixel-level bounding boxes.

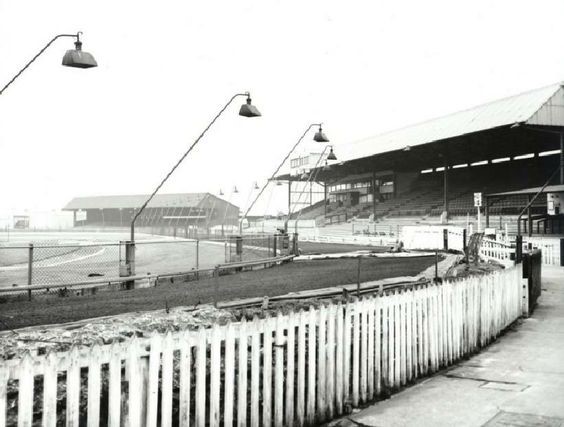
[333,265,564,427]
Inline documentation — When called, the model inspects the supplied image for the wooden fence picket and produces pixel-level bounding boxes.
[263,316,273,427]
[195,328,207,427]
[326,305,336,418]
[209,326,221,427]
[0,368,6,427]
[17,353,33,427]
[286,312,296,425]
[161,332,174,427]
[108,343,122,426]
[367,298,375,400]
[127,338,142,427]
[44,351,59,427]
[307,308,317,425]
[237,319,248,427]
[224,323,235,427]
[343,304,352,405]
[179,331,191,427]
[374,297,382,396]
[352,301,360,405]
[250,317,261,427]
[296,311,307,426]
[360,301,368,402]
[274,314,285,427]
[317,306,327,418]
[335,304,344,414]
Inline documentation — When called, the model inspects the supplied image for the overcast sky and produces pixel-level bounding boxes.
[1,0,564,217]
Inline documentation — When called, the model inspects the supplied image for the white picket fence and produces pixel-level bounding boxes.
[0,265,524,426]
[479,237,515,267]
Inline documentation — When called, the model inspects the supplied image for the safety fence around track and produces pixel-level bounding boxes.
[0,263,527,426]
[0,234,292,297]
[478,237,515,267]
[401,225,466,252]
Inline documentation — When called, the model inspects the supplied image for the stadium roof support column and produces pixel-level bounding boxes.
[561,132,564,185]
[372,172,377,220]
[443,155,449,222]
[324,183,328,218]
[286,180,292,233]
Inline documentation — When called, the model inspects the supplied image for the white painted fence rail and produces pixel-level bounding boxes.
[522,236,561,266]
[0,265,524,426]
[402,225,465,252]
[299,234,398,247]
[479,237,515,267]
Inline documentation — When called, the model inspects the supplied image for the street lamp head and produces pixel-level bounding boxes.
[62,39,97,69]
[253,181,260,190]
[233,186,239,193]
[313,125,330,142]
[323,161,331,171]
[327,147,337,161]
[239,95,261,117]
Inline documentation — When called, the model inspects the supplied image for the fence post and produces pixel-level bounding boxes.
[27,243,33,301]
[273,234,278,257]
[515,235,523,264]
[357,257,361,297]
[443,229,448,251]
[213,265,220,308]
[435,250,439,283]
[196,239,200,277]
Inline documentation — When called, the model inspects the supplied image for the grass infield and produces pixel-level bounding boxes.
[0,250,436,331]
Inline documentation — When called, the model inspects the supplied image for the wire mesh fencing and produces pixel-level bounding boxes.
[0,234,294,299]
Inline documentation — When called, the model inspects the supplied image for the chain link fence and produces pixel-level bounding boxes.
[0,234,294,300]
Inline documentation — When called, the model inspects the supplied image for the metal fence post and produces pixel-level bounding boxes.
[273,234,278,257]
[356,256,361,297]
[196,239,200,278]
[213,265,220,308]
[27,243,33,301]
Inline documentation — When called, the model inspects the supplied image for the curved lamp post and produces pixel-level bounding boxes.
[289,144,337,233]
[1,32,97,96]
[130,92,260,243]
[240,123,329,234]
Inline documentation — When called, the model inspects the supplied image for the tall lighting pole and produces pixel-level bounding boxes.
[130,92,261,243]
[1,32,97,95]
[288,145,337,233]
[240,123,330,234]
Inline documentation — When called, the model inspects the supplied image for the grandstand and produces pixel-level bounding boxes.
[279,82,564,237]
[63,193,239,234]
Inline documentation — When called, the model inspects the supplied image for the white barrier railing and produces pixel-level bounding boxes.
[1,265,524,426]
[522,236,561,266]
[479,237,515,267]
[299,233,398,246]
[401,225,465,252]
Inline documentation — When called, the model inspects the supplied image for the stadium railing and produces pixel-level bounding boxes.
[0,234,293,300]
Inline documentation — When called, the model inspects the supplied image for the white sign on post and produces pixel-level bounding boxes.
[76,210,87,221]
[474,192,482,232]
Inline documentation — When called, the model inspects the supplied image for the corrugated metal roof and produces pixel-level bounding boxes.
[63,193,210,210]
[338,83,564,163]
